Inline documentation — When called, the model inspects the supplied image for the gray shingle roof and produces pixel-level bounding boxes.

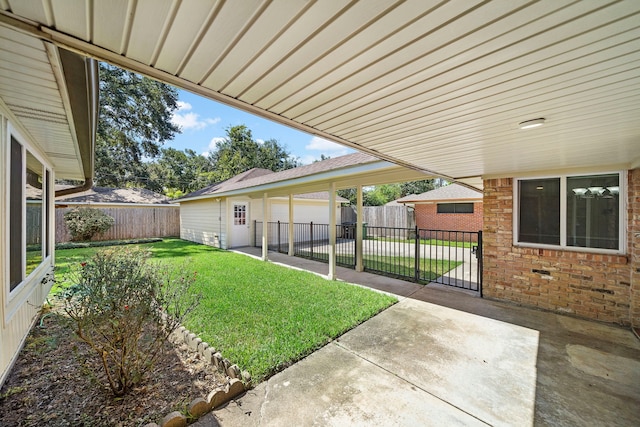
[55,187,173,204]
[396,184,482,203]
[180,152,377,200]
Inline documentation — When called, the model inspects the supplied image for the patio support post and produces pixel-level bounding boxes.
[262,192,268,261]
[328,182,337,280]
[288,193,294,256]
[356,184,364,272]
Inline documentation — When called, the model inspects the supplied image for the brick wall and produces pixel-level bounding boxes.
[630,169,640,328]
[414,202,483,232]
[483,172,638,326]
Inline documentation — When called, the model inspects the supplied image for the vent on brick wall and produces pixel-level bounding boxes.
[532,269,551,275]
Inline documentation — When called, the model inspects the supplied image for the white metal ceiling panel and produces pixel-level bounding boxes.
[92,0,130,54]
[201,0,314,93]
[126,0,174,64]
[228,0,398,102]
[178,0,263,85]
[49,0,89,41]
[3,0,639,184]
[153,0,219,74]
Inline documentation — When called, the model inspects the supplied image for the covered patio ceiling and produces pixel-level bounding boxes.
[3,1,639,189]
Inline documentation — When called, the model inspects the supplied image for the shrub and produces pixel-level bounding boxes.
[64,207,115,241]
[61,247,200,396]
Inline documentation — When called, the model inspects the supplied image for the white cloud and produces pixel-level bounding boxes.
[305,137,349,154]
[176,101,192,111]
[207,137,226,152]
[172,102,221,131]
[256,138,265,145]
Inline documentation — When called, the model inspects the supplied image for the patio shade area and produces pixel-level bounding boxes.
[2,1,639,187]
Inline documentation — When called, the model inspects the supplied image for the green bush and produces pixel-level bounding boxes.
[61,247,200,396]
[63,207,115,241]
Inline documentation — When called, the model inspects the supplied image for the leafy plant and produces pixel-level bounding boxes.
[61,247,200,396]
[63,208,115,241]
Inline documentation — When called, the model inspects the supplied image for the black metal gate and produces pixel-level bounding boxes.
[255,221,482,295]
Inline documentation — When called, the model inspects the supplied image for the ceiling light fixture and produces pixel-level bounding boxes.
[519,118,546,129]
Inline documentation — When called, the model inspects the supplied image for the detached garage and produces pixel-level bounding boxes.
[177,167,346,249]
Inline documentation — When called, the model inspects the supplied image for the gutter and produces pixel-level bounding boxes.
[55,178,93,197]
[54,48,99,198]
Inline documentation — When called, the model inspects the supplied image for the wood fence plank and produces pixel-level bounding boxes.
[54,206,180,243]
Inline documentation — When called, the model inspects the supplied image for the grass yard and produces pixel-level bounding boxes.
[368,236,474,248]
[298,251,463,283]
[54,239,396,383]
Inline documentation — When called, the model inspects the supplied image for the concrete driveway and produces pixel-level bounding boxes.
[200,251,640,426]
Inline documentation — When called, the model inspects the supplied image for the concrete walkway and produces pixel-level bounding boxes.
[197,249,640,426]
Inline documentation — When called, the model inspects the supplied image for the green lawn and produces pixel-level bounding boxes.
[298,252,462,283]
[367,236,474,248]
[54,239,396,383]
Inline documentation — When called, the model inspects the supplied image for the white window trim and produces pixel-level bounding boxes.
[4,122,54,322]
[513,171,626,255]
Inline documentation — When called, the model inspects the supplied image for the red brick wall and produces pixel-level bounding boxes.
[414,202,483,232]
[483,172,638,326]
[630,169,640,328]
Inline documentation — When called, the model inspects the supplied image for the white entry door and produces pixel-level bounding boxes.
[232,202,250,247]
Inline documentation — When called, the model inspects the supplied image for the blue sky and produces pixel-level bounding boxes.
[167,89,354,165]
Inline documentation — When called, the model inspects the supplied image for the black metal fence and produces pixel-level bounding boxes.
[254,221,482,294]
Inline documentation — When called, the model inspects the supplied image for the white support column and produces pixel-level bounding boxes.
[288,193,294,256]
[262,192,268,261]
[328,182,337,280]
[356,184,364,272]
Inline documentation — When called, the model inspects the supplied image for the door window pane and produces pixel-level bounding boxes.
[567,174,619,250]
[234,205,246,225]
[518,178,560,245]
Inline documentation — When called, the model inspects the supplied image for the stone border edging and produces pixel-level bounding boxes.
[144,326,250,427]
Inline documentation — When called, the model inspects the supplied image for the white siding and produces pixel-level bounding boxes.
[270,199,342,224]
[1,106,56,386]
[180,199,226,248]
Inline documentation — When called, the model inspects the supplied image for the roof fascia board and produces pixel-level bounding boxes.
[178,161,398,202]
[483,163,632,180]
[55,202,176,207]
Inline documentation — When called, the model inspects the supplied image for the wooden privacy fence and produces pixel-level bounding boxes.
[340,205,415,237]
[54,205,180,243]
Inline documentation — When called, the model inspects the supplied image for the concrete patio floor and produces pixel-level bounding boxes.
[198,248,640,426]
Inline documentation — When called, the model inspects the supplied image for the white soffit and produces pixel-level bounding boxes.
[0,23,84,180]
[3,0,640,184]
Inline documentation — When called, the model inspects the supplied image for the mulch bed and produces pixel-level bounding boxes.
[0,303,228,426]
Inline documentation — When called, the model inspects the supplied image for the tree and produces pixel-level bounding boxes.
[147,148,215,195]
[206,125,299,182]
[400,179,438,197]
[95,63,181,187]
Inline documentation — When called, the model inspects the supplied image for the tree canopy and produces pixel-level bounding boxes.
[95,63,181,187]
[206,125,299,182]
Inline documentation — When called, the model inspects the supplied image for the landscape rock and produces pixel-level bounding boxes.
[226,364,240,379]
[188,397,211,417]
[241,370,252,383]
[190,337,202,352]
[207,389,226,409]
[160,411,187,427]
[227,378,244,398]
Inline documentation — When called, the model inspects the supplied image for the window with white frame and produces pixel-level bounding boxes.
[515,172,623,252]
[9,134,50,292]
